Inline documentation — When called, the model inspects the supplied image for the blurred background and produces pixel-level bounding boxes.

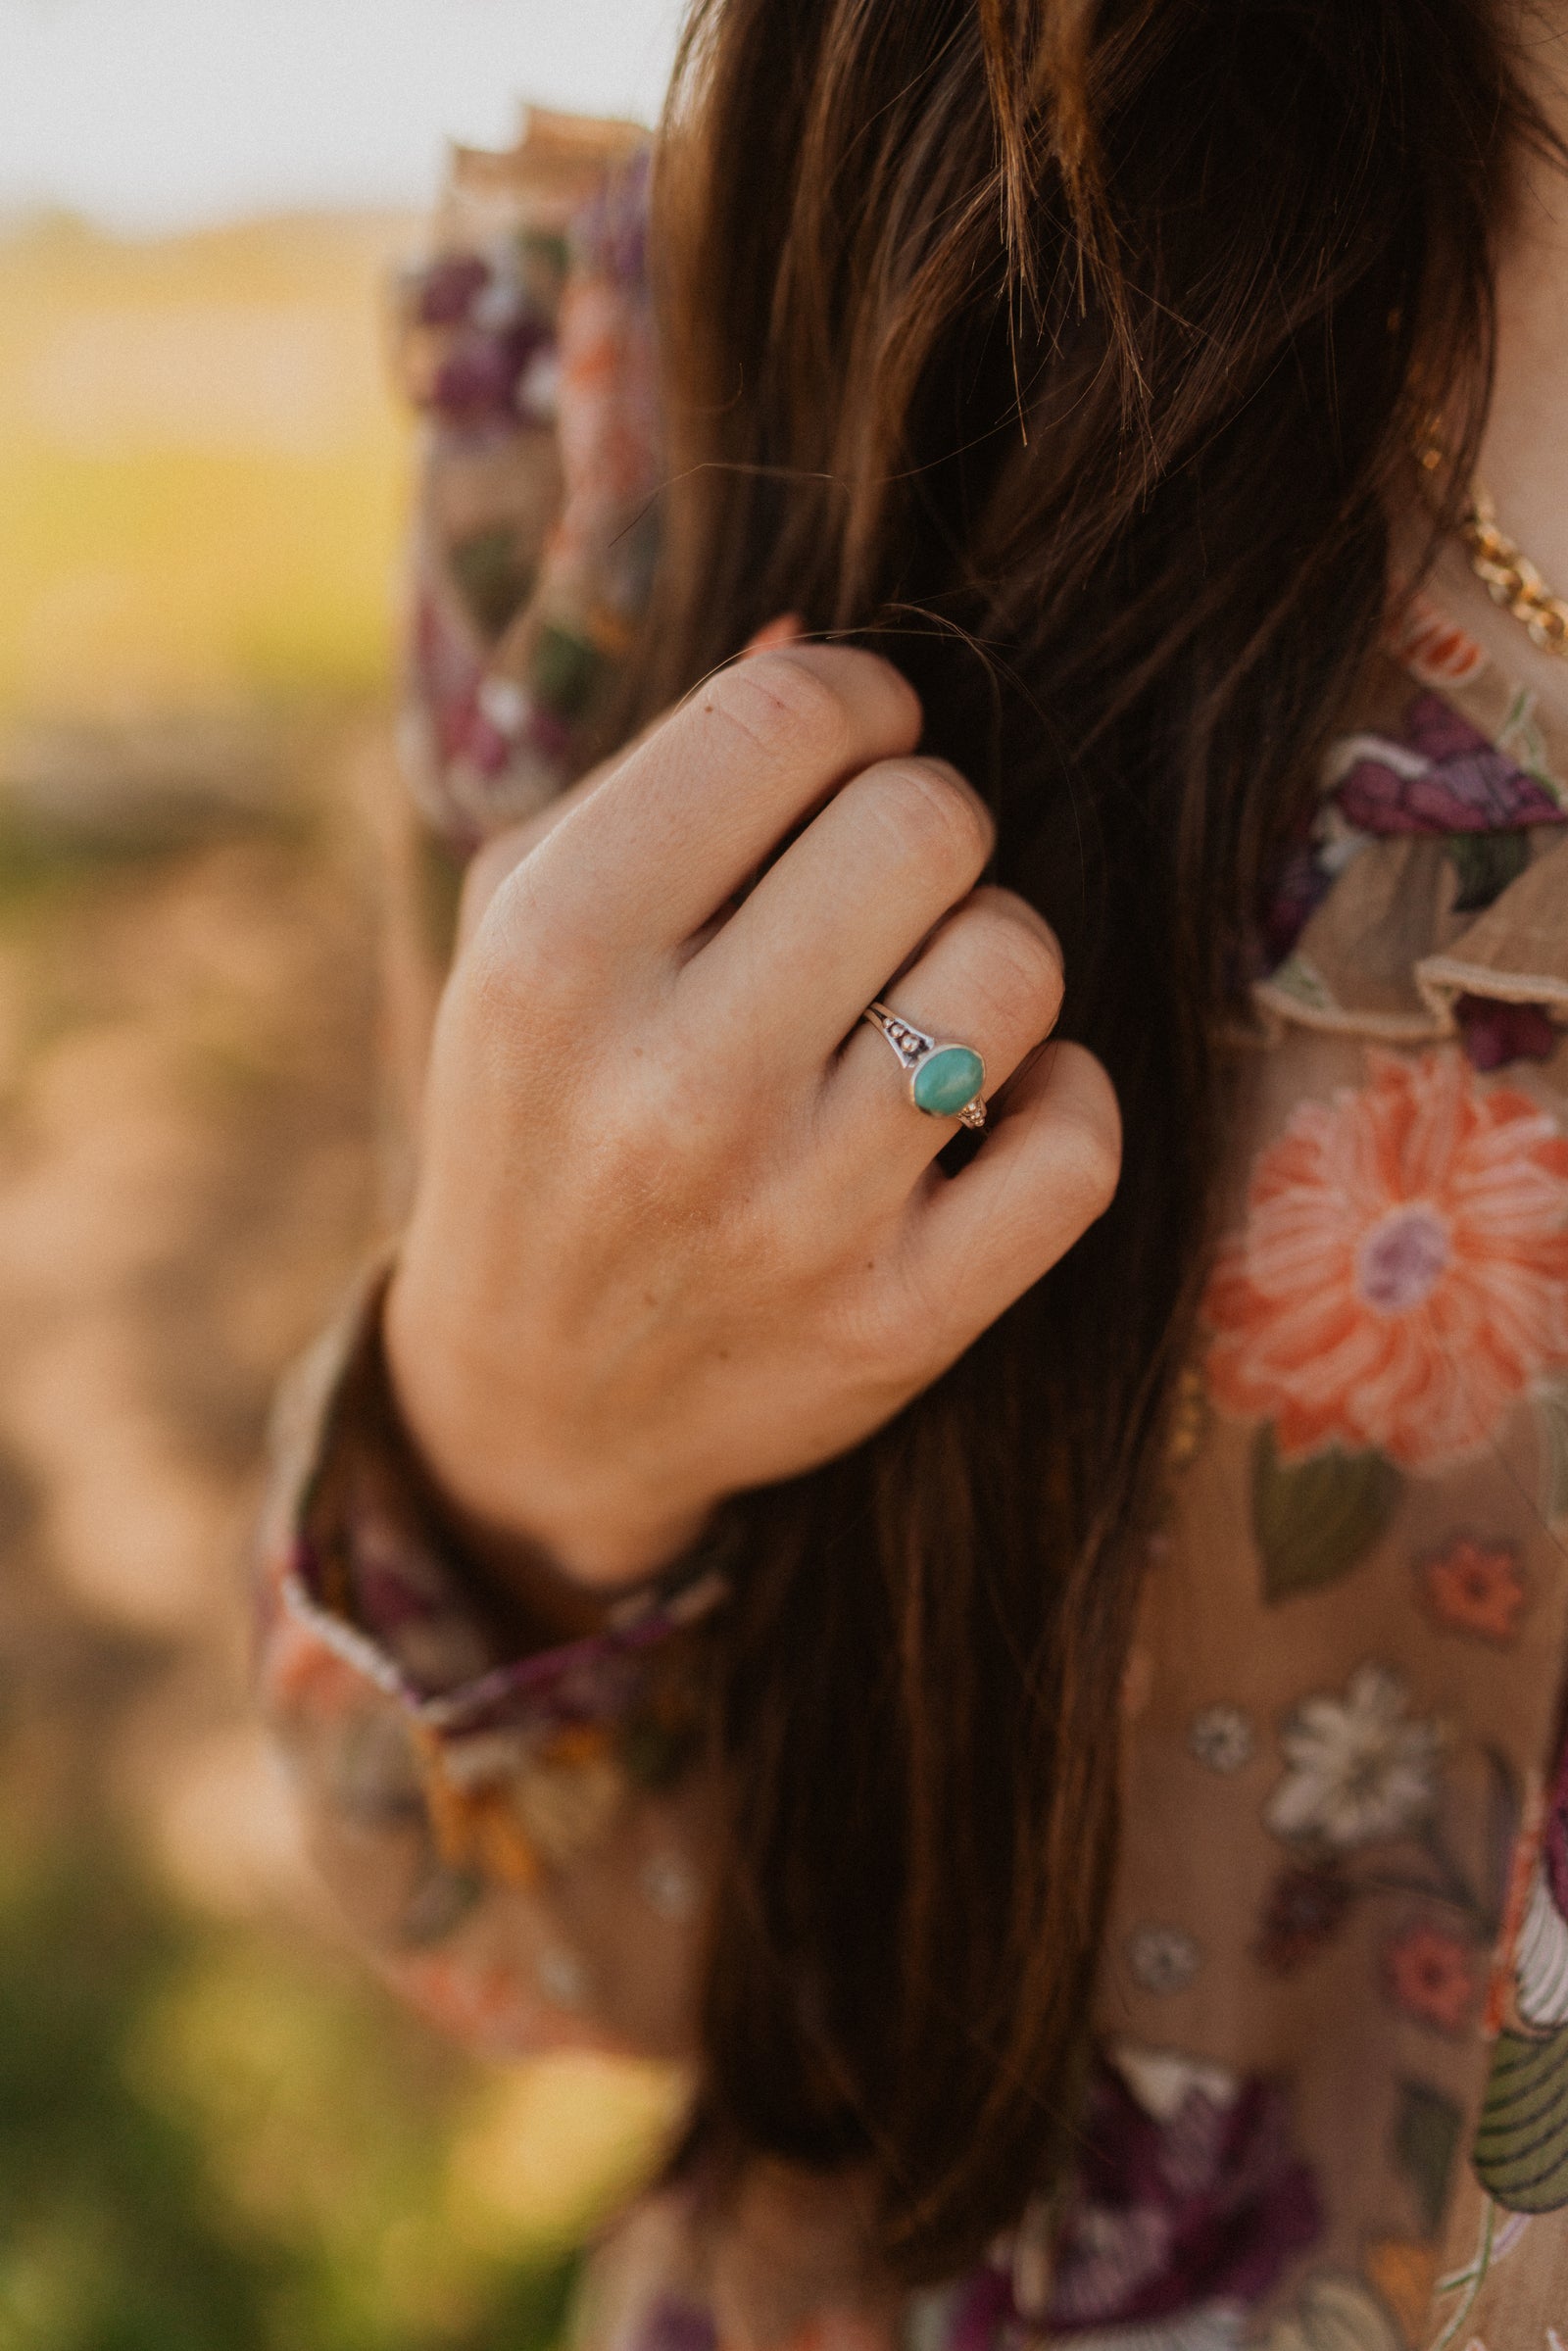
[0,5,682,2343]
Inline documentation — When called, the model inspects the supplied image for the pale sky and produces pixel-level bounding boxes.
[0,0,684,232]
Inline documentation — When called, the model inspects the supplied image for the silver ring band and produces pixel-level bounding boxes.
[861,1000,986,1129]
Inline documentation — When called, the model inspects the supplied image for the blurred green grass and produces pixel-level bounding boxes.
[0,1841,585,2351]
[0,210,412,724]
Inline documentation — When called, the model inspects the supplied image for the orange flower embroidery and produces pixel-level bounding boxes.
[1383,1921,1479,2033]
[1420,1537,1527,1643]
[1383,589,1488,687]
[1362,2238,1439,2343]
[1204,1053,1568,1469]
[385,1953,596,2057]
[259,1593,373,1723]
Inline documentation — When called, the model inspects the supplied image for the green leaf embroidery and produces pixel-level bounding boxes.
[1445,828,1531,914]
[1252,1426,1405,1604]
[1540,1382,1568,1530]
[1395,2079,1463,2237]
[1267,2275,1404,2351]
[1261,952,1334,1011]
[1496,690,1559,799]
[450,523,538,640]
[1474,2024,1568,2212]
[530,624,603,720]
[399,1861,482,1949]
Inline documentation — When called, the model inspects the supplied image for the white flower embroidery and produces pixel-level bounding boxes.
[1055,2309,1243,2351]
[535,1943,590,2009]
[1188,1703,1255,1775]
[1125,1925,1202,1995]
[1260,2275,1402,2351]
[1517,1868,1568,2028]
[1110,2041,1240,2120]
[1264,1665,1441,1851]
[640,1849,699,1921]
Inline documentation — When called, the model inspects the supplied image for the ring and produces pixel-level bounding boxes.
[861,1001,986,1129]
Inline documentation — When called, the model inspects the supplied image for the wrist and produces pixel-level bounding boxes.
[431,1481,716,1596]
[381,1266,716,1595]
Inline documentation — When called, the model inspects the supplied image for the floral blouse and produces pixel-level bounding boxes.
[257,113,1568,2351]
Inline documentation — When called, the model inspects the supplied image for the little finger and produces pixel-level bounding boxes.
[900,1040,1121,1346]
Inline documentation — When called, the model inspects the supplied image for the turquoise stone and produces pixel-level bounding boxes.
[911,1045,984,1117]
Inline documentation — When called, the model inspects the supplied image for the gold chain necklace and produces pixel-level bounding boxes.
[1416,432,1568,658]
[1453,488,1568,657]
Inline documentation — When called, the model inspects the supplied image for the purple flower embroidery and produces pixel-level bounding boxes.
[1337,694,1563,836]
[1454,995,1559,1073]
[1543,1726,1568,1923]
[414,250,492,327]
[430,318,558,429]
[1045,2061,1322,2332]
[945,2264,1016,2351]
[1511,1721,1568,2032]
[632,2298,717,2351]
[1257,842,1334,969]
[574,144,653,288]
[1258,685,1566,985]
[352,1558,443,1634]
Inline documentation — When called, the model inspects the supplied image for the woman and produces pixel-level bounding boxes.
[261,7,1568,2345]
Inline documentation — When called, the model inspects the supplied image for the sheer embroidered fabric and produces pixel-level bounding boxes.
[256,118,1568,2351]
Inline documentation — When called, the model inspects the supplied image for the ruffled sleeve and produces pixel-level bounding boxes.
[391,107,660,849]
[252,115,710,2065]
[1252,617,1568,1071]
[256,1269,724,2061]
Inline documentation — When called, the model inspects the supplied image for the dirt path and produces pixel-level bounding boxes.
[0,726,677,2349]
[0,723,380,1899]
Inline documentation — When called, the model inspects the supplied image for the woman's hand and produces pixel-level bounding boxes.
[384,644,1121,1589]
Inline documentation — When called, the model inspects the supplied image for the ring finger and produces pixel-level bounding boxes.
[824,886,1065,1175]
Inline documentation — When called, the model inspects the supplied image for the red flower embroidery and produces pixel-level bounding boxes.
[1384,1922,1479,2034]
[1383,592,1488,688]
[1419,1538,1527,1643]
[1204,1053,1568,1469]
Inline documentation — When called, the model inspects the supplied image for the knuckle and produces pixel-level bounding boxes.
[829,645,923,738]
[974,917,1064,1031]
[581,1088,694,1213]
[466,893,571,1021]
[465,924,544,1028]
[859,759,993,876]
[611,1040,751,1182]
[1055,1103,1122,1223]
[705,651,854,771]
[479,852,565,958]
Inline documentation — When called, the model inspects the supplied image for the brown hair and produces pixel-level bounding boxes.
[627,0,1544,2290]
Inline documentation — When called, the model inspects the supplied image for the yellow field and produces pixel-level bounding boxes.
[0,215,690,2344]
[0,208,419,722]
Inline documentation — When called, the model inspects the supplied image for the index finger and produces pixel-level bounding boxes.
[459,616,811,952]
[515,645,923,955]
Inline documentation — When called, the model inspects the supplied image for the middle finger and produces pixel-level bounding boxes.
[679,754,995,1064]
